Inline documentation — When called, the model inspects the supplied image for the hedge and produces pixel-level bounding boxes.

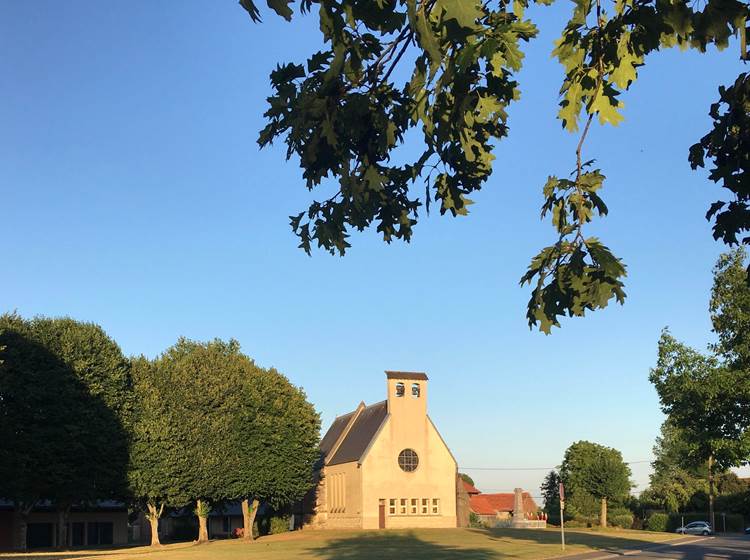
[646,512,745,533]
[646,512,669,532]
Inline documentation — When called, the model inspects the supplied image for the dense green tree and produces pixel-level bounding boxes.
[225,365,320,540]
[649,330,750,529]
[150,338,246,543]
[236,0,749,333]
[709,247,750,369]
[643,425,750,516]
[540,470,561,519]
[0,314,131,550]
[643,422,706,514]
[128,356,194,546]
[560,441,632,527]
[130,338,320,544]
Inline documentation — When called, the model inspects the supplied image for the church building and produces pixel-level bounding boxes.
[305,371,457,529]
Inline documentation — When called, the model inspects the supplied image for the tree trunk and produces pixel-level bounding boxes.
[599,497,607,528]
[146,502,164,547]
[56,503,71,549]
[196,500,209,543]
[708,454,715,531]
[13,501,35,551]
[242,498,259,541]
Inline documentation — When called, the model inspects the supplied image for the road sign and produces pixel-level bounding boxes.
[559,483,565,502]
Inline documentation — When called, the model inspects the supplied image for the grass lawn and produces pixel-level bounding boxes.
[0,528,689,560]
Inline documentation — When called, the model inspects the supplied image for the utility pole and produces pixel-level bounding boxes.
[559,482,565,551]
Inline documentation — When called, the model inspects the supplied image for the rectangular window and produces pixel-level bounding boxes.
[389,499,396,515]
[87,522,113,546]
[421,498,429,515]
[70,522,84,546]
[431,498,440,515]
[410,498,418,515]
[399,498,407,515]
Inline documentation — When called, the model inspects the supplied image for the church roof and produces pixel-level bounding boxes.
[321,400,388,466]
[319,410,356,458]
[385,371,428,380]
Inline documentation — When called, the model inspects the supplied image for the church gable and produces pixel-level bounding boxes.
[309,371,457,530]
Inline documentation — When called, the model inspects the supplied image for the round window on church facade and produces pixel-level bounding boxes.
[398,449,419,472]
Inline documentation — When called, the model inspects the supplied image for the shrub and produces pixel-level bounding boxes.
[610,513,634,529]
[269,515,290,535]
[469,512,482,528]
[646,512,669,532]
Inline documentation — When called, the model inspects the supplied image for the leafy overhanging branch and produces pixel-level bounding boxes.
[243,0,750,332]
[690,72,750,270]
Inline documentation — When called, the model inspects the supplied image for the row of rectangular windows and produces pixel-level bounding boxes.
[388,498,440,516]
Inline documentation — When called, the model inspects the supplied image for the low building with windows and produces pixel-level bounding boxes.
[303,371,457,529]
[0,500,128,550]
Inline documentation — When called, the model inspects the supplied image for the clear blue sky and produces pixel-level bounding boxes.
[2,2,747,499]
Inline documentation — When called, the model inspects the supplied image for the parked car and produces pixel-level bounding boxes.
[744,526,750,535]
[676,521,713,535]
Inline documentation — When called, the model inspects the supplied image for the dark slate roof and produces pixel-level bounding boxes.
[385,371,428,380]
[327,400,388,466]
[319,410,356,460]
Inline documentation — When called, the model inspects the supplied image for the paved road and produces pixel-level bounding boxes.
[564,535,750,560]
[626,536,750,559]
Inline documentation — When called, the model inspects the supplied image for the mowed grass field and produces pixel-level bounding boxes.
[0,528,688,560]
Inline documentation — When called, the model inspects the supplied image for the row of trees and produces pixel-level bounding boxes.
[649,247,750,528]
[540,249,750,530]
[641,422,750,518]
[0,315,320,550]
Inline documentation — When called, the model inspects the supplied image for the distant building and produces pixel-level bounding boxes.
[0,501,128,550]
[468,486,542,528]
[304,371,457,529]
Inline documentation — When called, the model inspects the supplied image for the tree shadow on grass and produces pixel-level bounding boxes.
[309,531,496,560]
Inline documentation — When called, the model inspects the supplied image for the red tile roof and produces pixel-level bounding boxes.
[469,494,498,515]
[469,492,539,515]
[462,480,481,495]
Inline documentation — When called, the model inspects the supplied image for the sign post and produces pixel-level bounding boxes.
[559,483,565,551]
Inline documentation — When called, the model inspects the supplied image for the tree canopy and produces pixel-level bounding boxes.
[709,246,750,369]
[643,421,708,513]
[560,440,632,526]
[237,0,749,333]
[649,248,750,526]
[128,337,320,544]
[540,470,561,516]
[642,420,750,515]
[650,331,750,473]
[0,314,132,550]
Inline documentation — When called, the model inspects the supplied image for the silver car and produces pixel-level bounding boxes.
[676,521,713,535]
